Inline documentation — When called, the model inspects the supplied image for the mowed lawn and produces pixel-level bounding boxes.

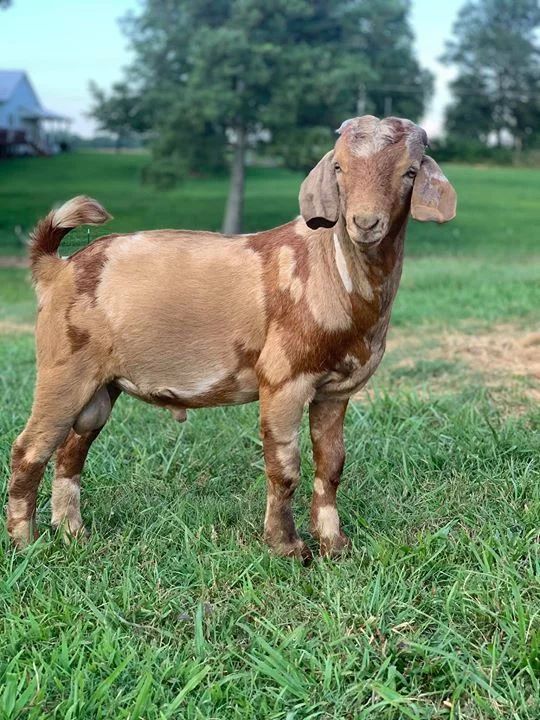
[0,152,539,719]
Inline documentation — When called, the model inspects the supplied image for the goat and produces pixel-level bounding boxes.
[7,115,456,560]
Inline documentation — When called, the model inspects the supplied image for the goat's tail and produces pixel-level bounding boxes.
[29,196,111,282]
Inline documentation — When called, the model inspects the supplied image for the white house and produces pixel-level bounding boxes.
[0,70,69,156]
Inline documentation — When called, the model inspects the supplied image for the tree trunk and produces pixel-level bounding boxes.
[222,125,246,235]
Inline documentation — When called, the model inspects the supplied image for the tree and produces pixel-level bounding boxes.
[442,0,540,149]
[89,81,148,151]
[355,0,434,121]
[267,0,433,173]
[92,0,432,233]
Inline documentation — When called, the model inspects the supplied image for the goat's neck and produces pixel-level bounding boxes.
[332,216,407,309]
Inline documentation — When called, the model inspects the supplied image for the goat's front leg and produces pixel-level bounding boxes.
[310,398,350,557]
[259,378,314,562]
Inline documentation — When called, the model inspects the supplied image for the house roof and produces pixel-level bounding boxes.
[0,69,25,102]
[0,69,69,122]
[22,107,68,121]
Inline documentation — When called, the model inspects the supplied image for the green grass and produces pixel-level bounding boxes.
[0,153,539,718]
[0,152,300,253]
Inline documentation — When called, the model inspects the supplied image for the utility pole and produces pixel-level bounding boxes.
[357,82,366,115]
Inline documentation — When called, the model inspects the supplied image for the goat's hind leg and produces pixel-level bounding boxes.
[52,385,119,540]
[7,370,101,547]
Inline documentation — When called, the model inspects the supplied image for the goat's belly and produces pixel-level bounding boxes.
[115,365,260,410]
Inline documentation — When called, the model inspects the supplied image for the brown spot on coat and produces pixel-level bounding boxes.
[69,234,117,302]
[64,302,90,353]
[66,323,90,353]
[56,428,100,477]
[8,443,46,527]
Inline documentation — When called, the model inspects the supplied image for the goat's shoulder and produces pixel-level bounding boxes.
[248,217,309,249]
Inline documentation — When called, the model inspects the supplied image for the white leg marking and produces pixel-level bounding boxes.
[316,504,340,538]
[51,476,82,530]
[8,497,28,520]
[313,477,325,496]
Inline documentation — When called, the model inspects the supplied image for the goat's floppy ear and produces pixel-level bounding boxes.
[299,151,339,230]
[411,156,457,223]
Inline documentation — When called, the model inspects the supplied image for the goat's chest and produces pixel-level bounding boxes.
[315,255,402,400]
[315,329,388,400]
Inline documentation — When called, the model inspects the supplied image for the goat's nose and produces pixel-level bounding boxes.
[354,213,380,231]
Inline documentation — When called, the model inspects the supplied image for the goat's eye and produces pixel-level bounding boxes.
[404,168,417,179]
[334,163,341,172]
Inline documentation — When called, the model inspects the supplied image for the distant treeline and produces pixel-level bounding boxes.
[65,135,144,151]
[431,139,540,166]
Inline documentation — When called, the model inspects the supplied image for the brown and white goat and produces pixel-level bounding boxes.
[7,115,456,560]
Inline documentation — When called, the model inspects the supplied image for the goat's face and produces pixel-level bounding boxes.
[299,115,457,247]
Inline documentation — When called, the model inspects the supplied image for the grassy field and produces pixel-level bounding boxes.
[0,152,539,718]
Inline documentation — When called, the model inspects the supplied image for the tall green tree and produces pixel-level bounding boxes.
[91,0,432,233]
[89,81,149,151]
[442,0,540,149]
[355,0,433,120]
[268,0,433,174]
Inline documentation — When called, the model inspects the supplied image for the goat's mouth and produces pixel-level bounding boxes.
[347,227,386,248]
[346,217,388,247]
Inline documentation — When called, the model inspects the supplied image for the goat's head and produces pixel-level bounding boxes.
[299,115,457,246]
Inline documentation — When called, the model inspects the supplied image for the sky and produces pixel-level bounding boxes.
[0,0,462,138]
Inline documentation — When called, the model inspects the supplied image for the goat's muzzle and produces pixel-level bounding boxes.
[347,211,389,246]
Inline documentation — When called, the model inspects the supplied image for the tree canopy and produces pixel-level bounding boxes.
[443,0,540,149]
[90,0,432,232]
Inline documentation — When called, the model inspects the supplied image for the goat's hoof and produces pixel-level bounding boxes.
[52,520,89,545]
[269,538,313,565]
[318,532,350,558]
[8,518,39,549]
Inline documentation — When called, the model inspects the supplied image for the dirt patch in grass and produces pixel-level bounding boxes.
[0,320,34,334]
[0,256,28,268]
[377,323,540,405]
[436,325,540,382]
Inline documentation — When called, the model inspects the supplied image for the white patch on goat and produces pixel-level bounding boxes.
[336,118,356,135]
[161,372,229,398]
[117,371,230,400]
[333,234,352,292]
[51,476,82,529]
[115,377,141,396]
[24,446,49,465]
[264,494,275,530]
[276,442,299,481]
[316,504,340,538]
[10,520,34,544]
[9,497,28,520]
[313,477,325,496]
[294,216,312,237]
[342,116,410,158]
